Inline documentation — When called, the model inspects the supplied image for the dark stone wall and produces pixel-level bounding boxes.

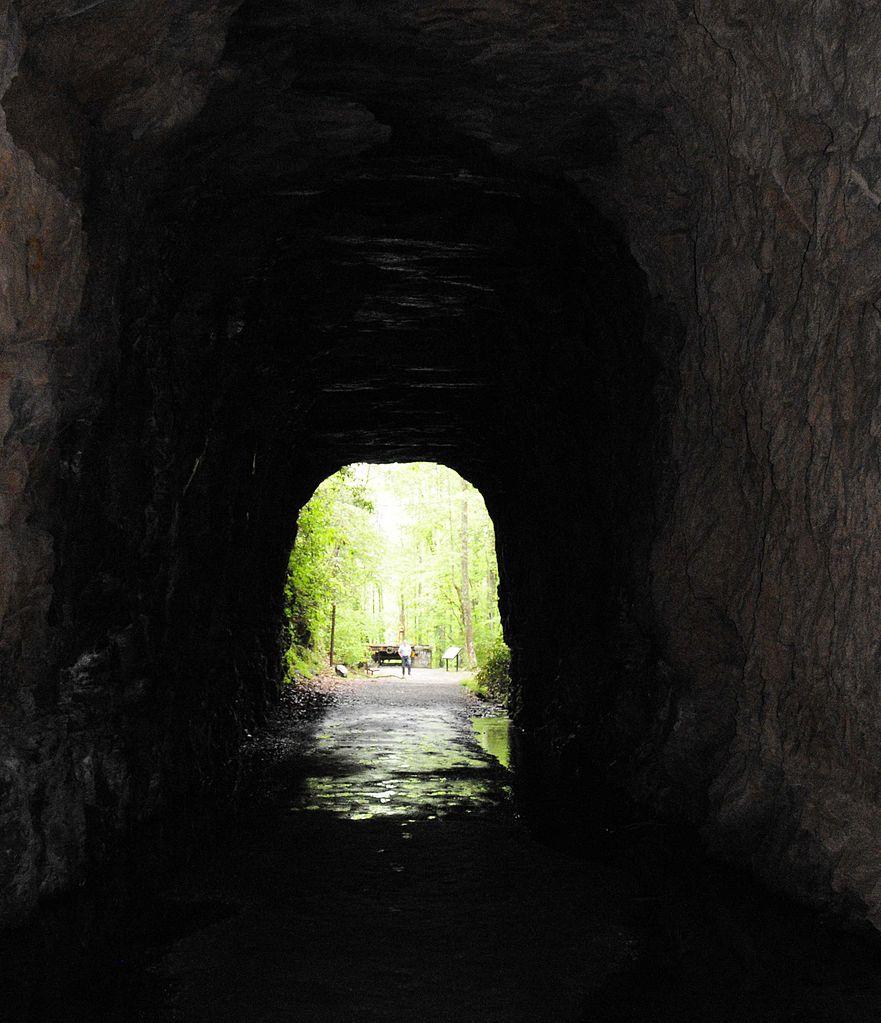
[5,0,881,934]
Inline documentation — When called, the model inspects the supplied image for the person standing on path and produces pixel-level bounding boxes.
[398,638,413,677]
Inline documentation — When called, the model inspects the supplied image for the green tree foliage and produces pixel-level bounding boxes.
[285,463,503,671]
[470,642,512,702]
[285,467,384,667]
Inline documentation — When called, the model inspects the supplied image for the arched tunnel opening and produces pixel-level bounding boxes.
[285,461,505,676]
[6,0,881,1018]
[47,122,659,839]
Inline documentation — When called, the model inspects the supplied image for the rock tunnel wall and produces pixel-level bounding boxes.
[4,0,881,931]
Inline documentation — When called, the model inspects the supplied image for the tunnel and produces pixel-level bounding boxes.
[4,0,881,1015]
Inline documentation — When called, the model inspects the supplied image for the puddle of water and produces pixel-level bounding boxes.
[471,716,512,769]
[290,708,512,820]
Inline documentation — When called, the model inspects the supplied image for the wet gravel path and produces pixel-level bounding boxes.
[153,672,633,1022]
[22,670,881,1022]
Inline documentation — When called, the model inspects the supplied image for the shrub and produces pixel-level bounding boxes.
[472,642,511,703]
[284,643,325,680]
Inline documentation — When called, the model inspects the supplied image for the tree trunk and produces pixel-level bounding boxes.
[487,559,498,630]
[458,480,478,668]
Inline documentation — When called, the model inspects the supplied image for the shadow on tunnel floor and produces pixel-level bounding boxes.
[4,688,881,1023]
[510,737,881,1023]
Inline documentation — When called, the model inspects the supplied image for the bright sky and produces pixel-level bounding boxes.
[366,466,405,541]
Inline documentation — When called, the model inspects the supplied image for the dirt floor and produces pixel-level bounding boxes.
[155,670,630,1022]
[14,669,881,1022]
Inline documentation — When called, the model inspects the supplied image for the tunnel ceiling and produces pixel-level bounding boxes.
[10,0,690,289]
[114,0,655,473]
[204,165,642,471]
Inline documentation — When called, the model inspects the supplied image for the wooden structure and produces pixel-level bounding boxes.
[367,643,432,669]
[413,645,432,668]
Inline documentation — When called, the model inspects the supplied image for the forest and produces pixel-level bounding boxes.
[285,463,504,671]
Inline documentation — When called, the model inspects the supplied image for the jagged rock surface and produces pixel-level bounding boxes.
[3,0,881,929]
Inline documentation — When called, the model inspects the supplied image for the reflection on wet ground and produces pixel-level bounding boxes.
[149,671,617,1023]
[291,682,512,819]
[471,715,512,769]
